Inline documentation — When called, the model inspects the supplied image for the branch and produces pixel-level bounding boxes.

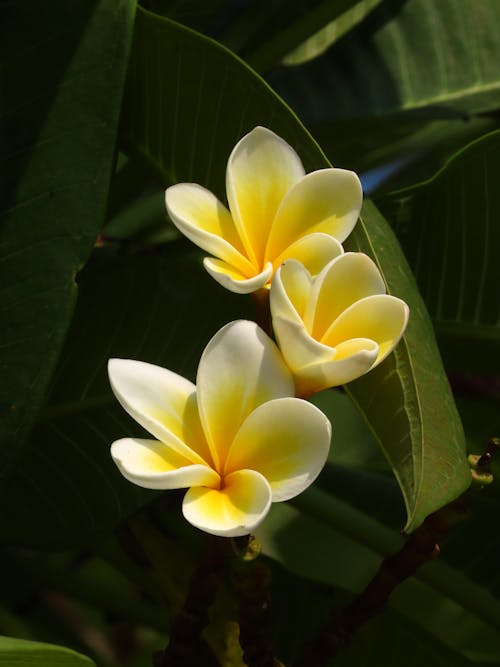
[153,535,228,667]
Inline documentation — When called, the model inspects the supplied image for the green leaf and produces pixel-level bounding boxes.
[267,523,495,667]
[0,251,250,548]
[377,130,500,374]
[346,201,470,531]
[269,0,500,121]
[244,0,376,73]
[0,636,96,667]
[120,6,469,530]
[282,0,383,66]
[0,0,137,473]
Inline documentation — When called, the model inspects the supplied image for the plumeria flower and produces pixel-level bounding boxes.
[165,126,362,294]
[108,320,331,537]
[270,255,409,397]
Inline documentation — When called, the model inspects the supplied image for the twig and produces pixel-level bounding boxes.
[294,494,470,667]
[252,288,272,337]
[153,535,228,667]
[230,537,283,667]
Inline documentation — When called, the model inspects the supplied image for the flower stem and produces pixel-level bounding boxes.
[153,535,228,667]
[230,536,283,667]
[252,288,272,338]
[293,491,472,666]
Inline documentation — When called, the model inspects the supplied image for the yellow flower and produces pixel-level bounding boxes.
[165,127,362,293]
[270,255,409,397]
[108,320,331,537]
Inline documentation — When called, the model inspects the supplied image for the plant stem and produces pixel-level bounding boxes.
[252,288,272,337]
[293,496,470,666]
[153,535,228,667]
[230,537,283,667]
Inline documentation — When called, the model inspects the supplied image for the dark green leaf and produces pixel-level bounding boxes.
[270,0,500,122]
[244,0,377,73]
[0,0,137,473]
[0,251,251,548]
[280,0,384,67]
[377,130,500,373]
[346,201,470,531]
[0,636,96,667]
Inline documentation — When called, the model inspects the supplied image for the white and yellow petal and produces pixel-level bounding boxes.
[292,340,380,395]
[225,398,331,501]
[307,253,387,340]
[108,359,211,466]
[111,438,220,490]
[203,257,273,294]
[265,168,362,261]
[196,320,294,471]
[272,316,340,383]
[322,295,409,364]
[165,183,254,276]
[226,127,305,267]
[270,259,313,324]
[273,233,344,278]
[182,469,272,537]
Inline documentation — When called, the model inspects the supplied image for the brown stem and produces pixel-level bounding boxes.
[230,537,282,667]
[153,535,228,667]
[252,288,272,338]
[294,495,470,667]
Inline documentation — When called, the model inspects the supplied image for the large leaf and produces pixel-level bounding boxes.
[0,636,95,667]
[377,130,500,373]
[269,0,500,122]
[282,0,383,67]
[242,0,373,73]
[0,251,249,548]
[0,0,137,473]
[346,201,470,530]
[119,6,469,530]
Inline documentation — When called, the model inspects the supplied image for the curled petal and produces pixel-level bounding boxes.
[165,183,254,276]
[197,320,294,471]
[226,127,305,267]
[294,340,380,395]
[273,315,337,372]
[307,253,387,340]
[322,295,409,364]
[182,469,272,537]
[272,317,379,395]
[203,257,273,294]
[225,398,331,501]
[108,359,211,466]
[111,438,220,490]
[273,233,344,277]
[270,259,313,323]
[266,168,362,261]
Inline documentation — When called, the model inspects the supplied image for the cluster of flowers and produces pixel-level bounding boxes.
[108,128,409,537]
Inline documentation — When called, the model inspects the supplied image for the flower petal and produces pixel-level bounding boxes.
[203,257,273,294]
[225,398,331,501]
[182,469,272,537]
[308,253,387,340]
[266,168,362,261]
[294,341,379,395]
[111,438,220,490]
[272,316,379,395]
[270,259,313,323]
[108,359,211,466]
[272,315,336,372]
[226,127,305,267]
[165,183,254,276]
[322,294,409,364]
[273,233,344,277]
[197,320,294,471]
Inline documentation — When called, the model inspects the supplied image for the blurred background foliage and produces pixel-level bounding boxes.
[1,0,499,664]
